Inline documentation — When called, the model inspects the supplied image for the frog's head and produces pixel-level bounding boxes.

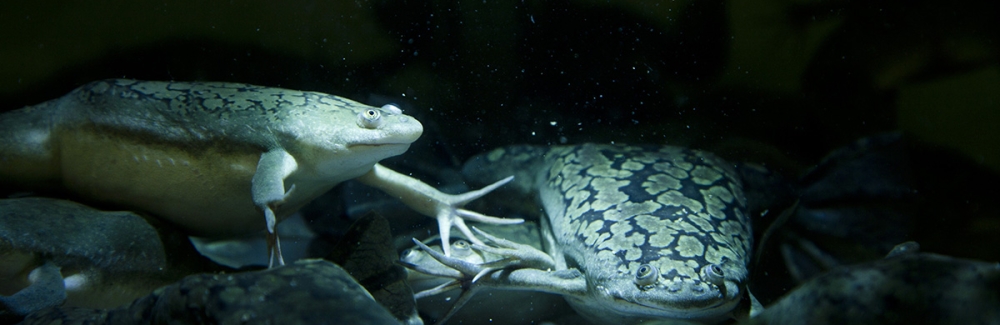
[570,247,747,324]
[291,95,423,178]
[565,206,750,324]
[343,101,424,155]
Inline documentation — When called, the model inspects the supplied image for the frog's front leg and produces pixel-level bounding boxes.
[357,163,521,256]
[251,150,299,268]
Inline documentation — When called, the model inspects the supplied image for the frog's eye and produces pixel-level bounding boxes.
[451,239,473,258]
[701,264,725,288]
[358,109,384,129]
[634,264,659,288]
[400,249,417,262]
[381,103,402,115]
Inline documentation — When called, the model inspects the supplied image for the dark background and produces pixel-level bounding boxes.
[3,0,999,303]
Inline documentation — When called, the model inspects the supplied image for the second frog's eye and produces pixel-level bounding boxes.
[358,109,383,129]
[634,264,659,288]
[701,264,725,288]
[399,248,418,263]
[451,239,474,258]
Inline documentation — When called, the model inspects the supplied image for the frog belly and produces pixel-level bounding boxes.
[58,127,273,237]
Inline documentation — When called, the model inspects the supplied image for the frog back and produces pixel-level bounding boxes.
[538,144,751,277]
[540,144,752,321]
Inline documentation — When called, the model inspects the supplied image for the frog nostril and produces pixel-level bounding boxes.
[381,104,402,115]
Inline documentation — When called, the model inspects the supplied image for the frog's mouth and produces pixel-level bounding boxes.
[345,140,413,163]
[591,279,742,322]
[347,142,412,150]
[630,297,737,318]
[345,130,420,149]
[584,295,739,324]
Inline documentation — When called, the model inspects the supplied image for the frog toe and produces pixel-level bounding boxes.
[469,227,557,270]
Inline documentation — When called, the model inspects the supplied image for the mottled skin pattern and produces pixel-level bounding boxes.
[0,79,514,267]
[462,144,751,324]
[0,80,417,264]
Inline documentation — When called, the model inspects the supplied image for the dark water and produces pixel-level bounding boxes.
[2,1,999,324]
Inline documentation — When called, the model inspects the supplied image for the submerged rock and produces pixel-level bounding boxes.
[20,259,402,325]
[0,197,229,323]
[746,242,1000,325]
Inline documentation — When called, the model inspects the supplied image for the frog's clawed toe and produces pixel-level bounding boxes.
[267,229,285,267]
[435,175,521,256]
[408,227,556,280]
[469,227,557,270]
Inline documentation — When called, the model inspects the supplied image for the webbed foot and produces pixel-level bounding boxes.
[433,176,523,256]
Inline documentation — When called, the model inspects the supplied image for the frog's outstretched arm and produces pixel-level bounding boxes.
[357,163,520,256]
